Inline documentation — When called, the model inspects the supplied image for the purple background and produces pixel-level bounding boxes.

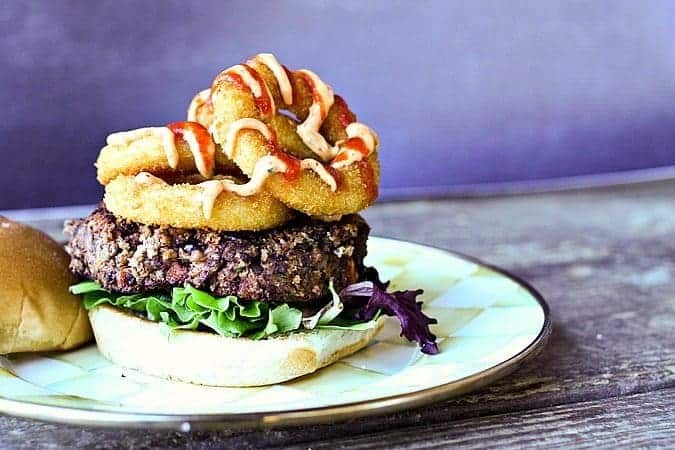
[2,1,675,209]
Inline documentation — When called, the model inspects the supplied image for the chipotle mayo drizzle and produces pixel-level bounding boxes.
[255,53,293,105]
[108,123,216,178]
[219,54,377,171]
[222,118,338,191]
[154,53,380,214]
[107,127,179,168]
[330,122,379,169]
[299,159,337,191]
[198,156,287,218]
[199,151,338,219]
[223,118,274,158]
[225,64,276,116]
[187,89,212,123]
[294,69,337,161]
[167,122,216,178]
[135,172,165,185]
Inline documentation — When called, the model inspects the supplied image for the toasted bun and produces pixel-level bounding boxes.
[89,304,385,386]
[0,217,93,354]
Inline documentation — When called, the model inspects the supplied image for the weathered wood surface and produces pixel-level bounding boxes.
[1,180,674,449]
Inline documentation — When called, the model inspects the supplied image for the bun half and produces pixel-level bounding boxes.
[0,216,92,354]
[89,304,384,386]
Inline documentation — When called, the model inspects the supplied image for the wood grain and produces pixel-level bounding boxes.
[1,180,674,448]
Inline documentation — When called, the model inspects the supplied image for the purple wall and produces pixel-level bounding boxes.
[2,1,675,209]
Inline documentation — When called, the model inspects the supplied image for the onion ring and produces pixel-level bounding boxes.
[209,54,380,216]
[96,122,239,185]
[104,174,293,231]
[187,88,215,128]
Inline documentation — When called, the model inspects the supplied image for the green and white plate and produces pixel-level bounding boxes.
[0,237,550,430]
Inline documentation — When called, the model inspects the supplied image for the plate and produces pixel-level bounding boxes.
[0,237,551,430]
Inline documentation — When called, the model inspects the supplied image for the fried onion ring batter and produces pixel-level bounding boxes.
[104,174,293,231]
[97,122,239,185]
[209,55,380,216]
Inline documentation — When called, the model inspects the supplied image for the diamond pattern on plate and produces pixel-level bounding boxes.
[429,274,521,308]
[342,341,421,375]
[453,306,545,337]
[284,362,385,395]
[415,335,516,366]
[47,373,144,402]
[122,378,264,414]
[46,345,112,370]
[425,307,484,338]
[8,355,85,386]
[0,368,53,398]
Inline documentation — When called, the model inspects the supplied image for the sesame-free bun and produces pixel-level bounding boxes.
[0,216,92,354]
[89,304,385,386]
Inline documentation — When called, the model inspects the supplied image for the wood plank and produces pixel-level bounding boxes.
[283,388,675,450]
[0,388,672,449]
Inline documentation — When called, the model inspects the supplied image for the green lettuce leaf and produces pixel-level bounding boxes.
[70,281,376,340]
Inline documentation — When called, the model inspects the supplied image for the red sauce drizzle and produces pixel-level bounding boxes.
[358,160,378,203]
[213,68,273,116]
[266,130,301,182]
[166,121,215,174]
[333,95,356,128]
[241,64,274,116]
[344,137,369,155]
[296,71,327,117]
[220,71,246,91]
[332,137,369,165]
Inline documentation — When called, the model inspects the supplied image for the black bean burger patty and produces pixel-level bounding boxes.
[65,206,370,303]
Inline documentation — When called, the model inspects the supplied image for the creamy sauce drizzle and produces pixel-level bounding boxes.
[143,53,380,214]
[135,172,165,185]
[295,69,337,161]
[108,123,216,178]
[222,118,339,191]
[167,122,216,178]
[187,88,212,123]
[226,64,276,116]
[255,53,293,105]
[197,156,286,218]
[299,158,337,191]
[330,122,379,169]
[219,55,377,168]
[107,127,179,168]
[223,118,274,159]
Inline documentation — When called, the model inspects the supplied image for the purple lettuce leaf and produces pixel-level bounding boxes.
[341,279,439,355]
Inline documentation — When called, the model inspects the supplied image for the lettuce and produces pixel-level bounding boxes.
[70,281,371,340]
[71,271,440,355]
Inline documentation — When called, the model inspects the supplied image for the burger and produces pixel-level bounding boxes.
[65,53,438,387]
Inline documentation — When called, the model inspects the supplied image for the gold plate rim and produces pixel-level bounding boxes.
[0,237,552,431]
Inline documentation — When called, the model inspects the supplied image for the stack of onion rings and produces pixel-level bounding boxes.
[95,53,381,231]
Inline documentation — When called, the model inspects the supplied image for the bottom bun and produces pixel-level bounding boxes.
[88,304,385,387]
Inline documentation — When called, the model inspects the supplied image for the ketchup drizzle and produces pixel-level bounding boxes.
[296,71,327,117]
[266,130,301,182]
[241,65,274,116]
[166,121,215,174]
[333,95,356,128]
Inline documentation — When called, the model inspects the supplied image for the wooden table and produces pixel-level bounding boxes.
[1,181,674,449]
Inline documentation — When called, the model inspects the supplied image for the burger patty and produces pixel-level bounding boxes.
[64,206,370,303]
